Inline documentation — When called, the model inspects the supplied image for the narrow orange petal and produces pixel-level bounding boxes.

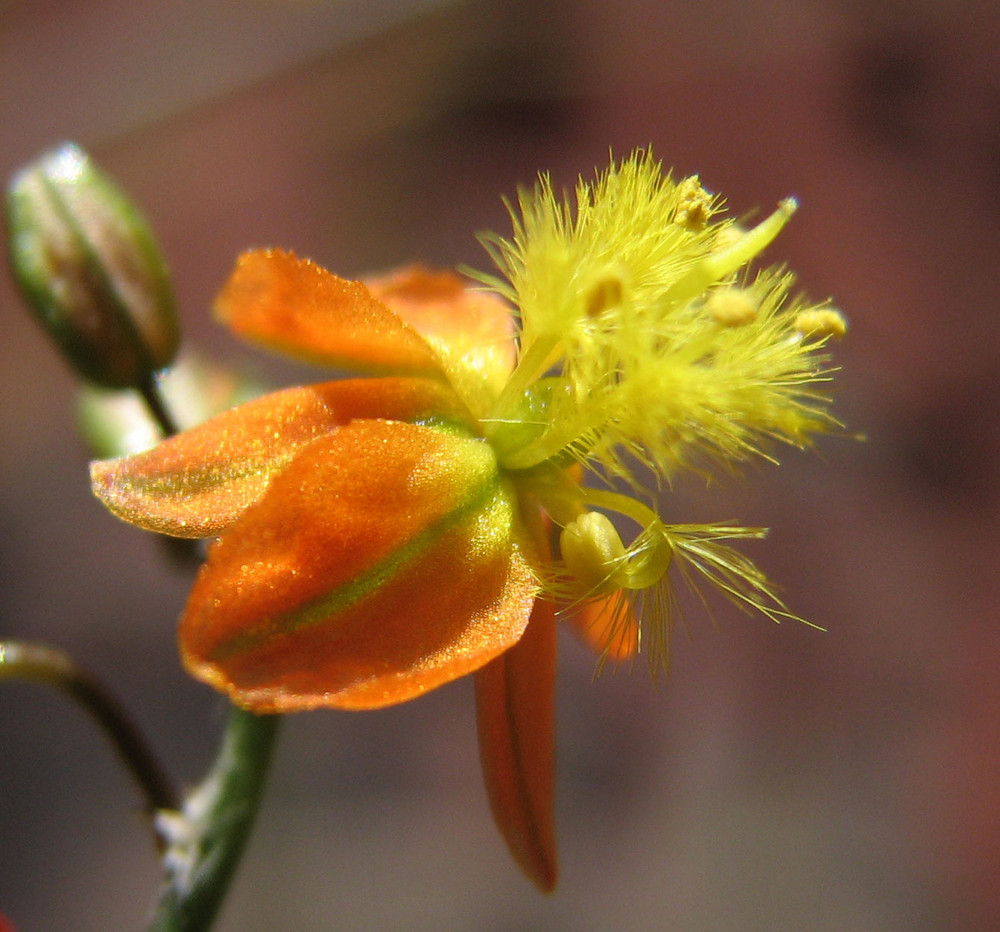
[566,590,640,662]
[216,250,446,376]
[365,264,516,390]
[90,377,464,538]
[475,596,557,891]
[180,420,537,711]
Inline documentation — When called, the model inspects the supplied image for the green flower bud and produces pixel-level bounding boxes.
[5,142,179,388]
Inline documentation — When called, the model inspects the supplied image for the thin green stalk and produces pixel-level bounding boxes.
[139,372,182,438]
[484,332,560,438]
[0,640,180,818]
[149,706,280,932]
[138,357,281,932]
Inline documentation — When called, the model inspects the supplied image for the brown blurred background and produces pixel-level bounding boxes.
[2,1,999,929]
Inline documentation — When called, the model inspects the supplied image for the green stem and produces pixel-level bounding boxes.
[137,359,279,931]
[149,706,280,932]
[139,372,182,438]
[0,640,180,818]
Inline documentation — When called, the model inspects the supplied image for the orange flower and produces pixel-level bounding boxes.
[92,251,627,889]
[90,152,845,889]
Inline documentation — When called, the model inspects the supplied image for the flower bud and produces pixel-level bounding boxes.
[560,511,627,595]
[5,142,179,388]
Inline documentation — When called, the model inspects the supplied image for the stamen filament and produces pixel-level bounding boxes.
[661,199,797,307]
[486,332,561,441]
[580,487,662,529]
[499,405,600,471]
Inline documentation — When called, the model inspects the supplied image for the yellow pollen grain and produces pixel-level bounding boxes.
[794,308,847,339]
[704,287,757,326]
[674,175,713,230]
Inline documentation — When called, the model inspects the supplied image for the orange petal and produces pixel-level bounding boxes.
[475,597,557,891]
[216,250,445,376]
[365,264,516,393]
[180,419,537,711]
[90,377,464,538]
[566,590,640,662]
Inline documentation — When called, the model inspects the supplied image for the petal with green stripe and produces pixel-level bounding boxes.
[89,377,467,538]
[180,419,538,710]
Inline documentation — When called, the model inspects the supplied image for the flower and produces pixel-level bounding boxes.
[89,150,845,890]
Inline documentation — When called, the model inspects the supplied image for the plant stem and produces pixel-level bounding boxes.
[148,706,280,932]
[137,357,280,931]
[0,640,180,817]
[139,372,182,438]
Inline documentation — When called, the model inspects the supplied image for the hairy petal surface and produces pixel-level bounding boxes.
[475,583,557,891]
[180,420,537,711]
[216,249,445,376]
[90,377,465,538]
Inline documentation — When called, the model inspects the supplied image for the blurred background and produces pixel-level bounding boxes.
[2,0,999,929]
